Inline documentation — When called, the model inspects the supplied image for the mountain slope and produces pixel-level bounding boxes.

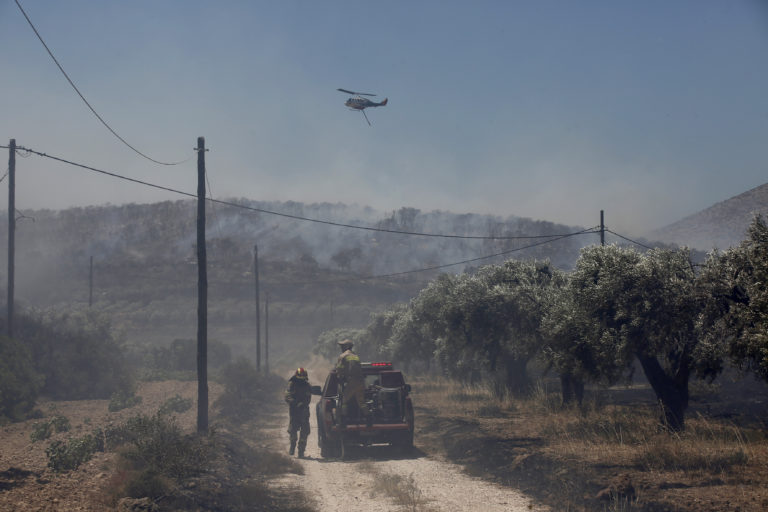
[0,199,595,359]
[651,183,768,250]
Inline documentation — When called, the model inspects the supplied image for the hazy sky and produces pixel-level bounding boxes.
[1,1,766,235]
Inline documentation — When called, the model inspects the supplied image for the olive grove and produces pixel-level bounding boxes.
[315,218,768,431]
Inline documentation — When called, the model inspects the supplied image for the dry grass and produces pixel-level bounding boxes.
[536,399,757,475]
[358,461,435,512]
[416,377,517,418]
[412,376,768,511]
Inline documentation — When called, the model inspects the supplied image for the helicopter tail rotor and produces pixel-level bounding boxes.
[379,98,388,106]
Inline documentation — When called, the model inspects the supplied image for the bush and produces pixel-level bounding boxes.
[47,412,211,478]
[30,414,71,442]
[46,433,101,472]
[214,358,284,422]
[7,310,134,401]
[158,394,193,416]
[108,390,143,412]
[123,469,172,500]
[0,335,44,422]
[140,338,232,373]
[104,413,210,479]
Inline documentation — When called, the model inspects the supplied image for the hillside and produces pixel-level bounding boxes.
[651,182,768,250]
[0,199,594,361]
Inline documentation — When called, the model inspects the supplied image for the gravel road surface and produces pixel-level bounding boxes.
[268,409,547,512]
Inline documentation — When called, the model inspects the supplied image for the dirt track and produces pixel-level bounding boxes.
[268,407,547,512]
[1,378,547,511]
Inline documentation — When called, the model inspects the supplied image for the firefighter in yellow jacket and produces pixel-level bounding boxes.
[284,367,312,458]
[335,339,365,424]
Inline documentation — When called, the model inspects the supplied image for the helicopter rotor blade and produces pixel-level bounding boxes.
[337,88,376,97]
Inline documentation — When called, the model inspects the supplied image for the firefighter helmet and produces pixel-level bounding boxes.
[295,367,309,380]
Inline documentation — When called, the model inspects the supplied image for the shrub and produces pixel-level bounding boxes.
[141,338,232,373]
[31,422,52,442]
[46,433,101,472]
[0,335,44,422]
[214,358,262,421]
[214,358,285,422]
[48,412,211,478]
[8,310,134,401]
[30,414,71,442]
[108,390,143,412]
[137,368,196,382]
[106,413,210,479]
[158,394,193,416]
[123,469,172,500]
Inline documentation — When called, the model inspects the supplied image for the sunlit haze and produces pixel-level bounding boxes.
[2,1,766,235]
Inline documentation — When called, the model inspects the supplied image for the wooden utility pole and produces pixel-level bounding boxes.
[600,210,605,246]
[7,139,15,338]
[265,291,270,374]
[89,256,93,307]
[254,244,261,371]
[196,137,208,434]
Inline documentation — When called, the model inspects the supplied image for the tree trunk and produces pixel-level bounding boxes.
[560,372,585,407]
[636,353,689,431]
[502,355,530,397]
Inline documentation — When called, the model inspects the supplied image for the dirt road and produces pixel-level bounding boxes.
[268,409,547,512]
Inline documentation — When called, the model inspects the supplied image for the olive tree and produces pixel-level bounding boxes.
[469,260,566,395]
[562,245,719,430]
[411,260,562,395]
[700,216,768,382]
[356,304,409,363]
[387,306,437,372]
[313,327,365,361]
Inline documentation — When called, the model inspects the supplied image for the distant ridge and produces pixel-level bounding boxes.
[651,182,768,250]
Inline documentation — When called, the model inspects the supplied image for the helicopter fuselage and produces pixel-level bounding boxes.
[345,97,387,110]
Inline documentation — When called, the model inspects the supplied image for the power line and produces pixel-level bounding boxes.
[279,227,599,285]
[13,0,190,166]
[77,226,598,291]
[2,142,600,286]
[2,144,592,241]
[605,228,656,250]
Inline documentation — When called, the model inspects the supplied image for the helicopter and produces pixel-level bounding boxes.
[337,88,388,126]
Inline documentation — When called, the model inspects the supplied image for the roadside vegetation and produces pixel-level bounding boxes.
[317,216,768,433]
[414,377,768,511]
[0,310,133,423]
[0,310,311,511]
[315,215,768,510]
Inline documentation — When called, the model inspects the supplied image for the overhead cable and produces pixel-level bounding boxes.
[13,0,190,166]
[605,229,656,250]
[3,145,592,241]
[87,227,598,289]
[280,227,599,285]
